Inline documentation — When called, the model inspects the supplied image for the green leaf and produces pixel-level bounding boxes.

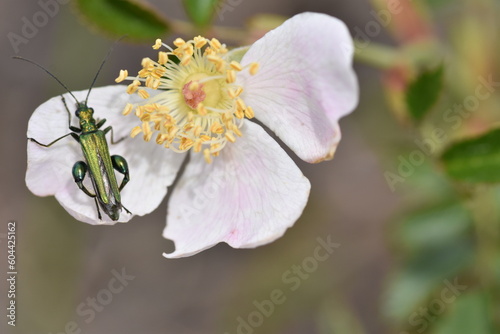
[396,202,472,252]
[182,0,220,28]
[405,64,444,121]
[434,290,494,334]
[441,128,500,183]
[74,0,170,41]
[383,237,474,323]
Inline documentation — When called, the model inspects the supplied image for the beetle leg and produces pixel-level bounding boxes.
[111,155,130,191]
[28,132,76,147]
[122,204,132,215]
[61,96,81,133]
[72,161,102,220]
[72,161,96,198]
[96,118,107,129]
[104,126,126,144]
[94,198,102,220]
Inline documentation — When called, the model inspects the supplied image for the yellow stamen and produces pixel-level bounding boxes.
[209,38,222,50]
[193,139,203,153]
[230,61,243,71]
[203,148,212,164]
[126,83,139,94]
[181,54,192,66]
[173,38,186,47]
[152,39,162,50]
[194,36,207,48]
[158,51,168,65]
[236,98,246,111]
[245,106,255,119]
[197,103,207,116]
[122,103,133,115]
[115,69,128,83]
[231,124,243,137]
[228,87,243,98]
[138,89,150,99]
[225,132,236,143]
[250,62,260,75]
[120,35,261,163]
[226,70,236,84]
[210,122,224,134]
[130,126,142,138]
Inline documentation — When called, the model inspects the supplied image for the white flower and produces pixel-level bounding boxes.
[26,12,358,258]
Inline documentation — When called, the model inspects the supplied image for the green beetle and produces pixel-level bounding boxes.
[16,56,131,221]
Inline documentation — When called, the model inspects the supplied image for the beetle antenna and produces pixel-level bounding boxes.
[85,36,127,105]
[13,56,79,104]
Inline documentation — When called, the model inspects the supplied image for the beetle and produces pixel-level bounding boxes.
[15,55,131,221]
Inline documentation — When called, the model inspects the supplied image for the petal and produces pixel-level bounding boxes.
[26,85,185,225]
[163,121,311,258]
[238,12,359,163]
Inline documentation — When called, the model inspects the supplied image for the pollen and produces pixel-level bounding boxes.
[119,36,260,162]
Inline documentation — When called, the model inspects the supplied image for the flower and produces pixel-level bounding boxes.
[26,12,358,258]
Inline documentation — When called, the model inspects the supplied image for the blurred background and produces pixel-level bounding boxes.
[1,0,499,333]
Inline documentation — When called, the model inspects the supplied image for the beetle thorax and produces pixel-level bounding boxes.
[78,109,98,132]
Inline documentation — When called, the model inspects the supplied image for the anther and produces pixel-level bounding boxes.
[153,39,162,50]
[197,103,208,116]
[122,103,134,115]
[130,126,142,138]
[173,38,186,47]
[138,89,150,99]
[203,148,212,164]
[226,70,236,84]
[209,38,222,50]
[194,36,207,48]
[250,62,260,75]
[230,61,243,71]
[115,69,128,83]
[245,106,255,119]
[158,52,168,65]
[225,132,236,143]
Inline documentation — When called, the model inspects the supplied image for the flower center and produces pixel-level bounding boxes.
[116,37,259,163]
[182,80,206,109]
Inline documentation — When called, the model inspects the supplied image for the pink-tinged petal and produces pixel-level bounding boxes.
[26,85,185,225]
[163,121,310,258]
[238,12,358,163]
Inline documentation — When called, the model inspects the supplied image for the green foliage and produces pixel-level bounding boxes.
[383,236,474,323]
[182,0,221,28]
[441,128,500,183]
[434,291,494,334]
[74,0,170,41]
[406,64,444,122]
[384,200,475,324]
[396,202,472,252]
